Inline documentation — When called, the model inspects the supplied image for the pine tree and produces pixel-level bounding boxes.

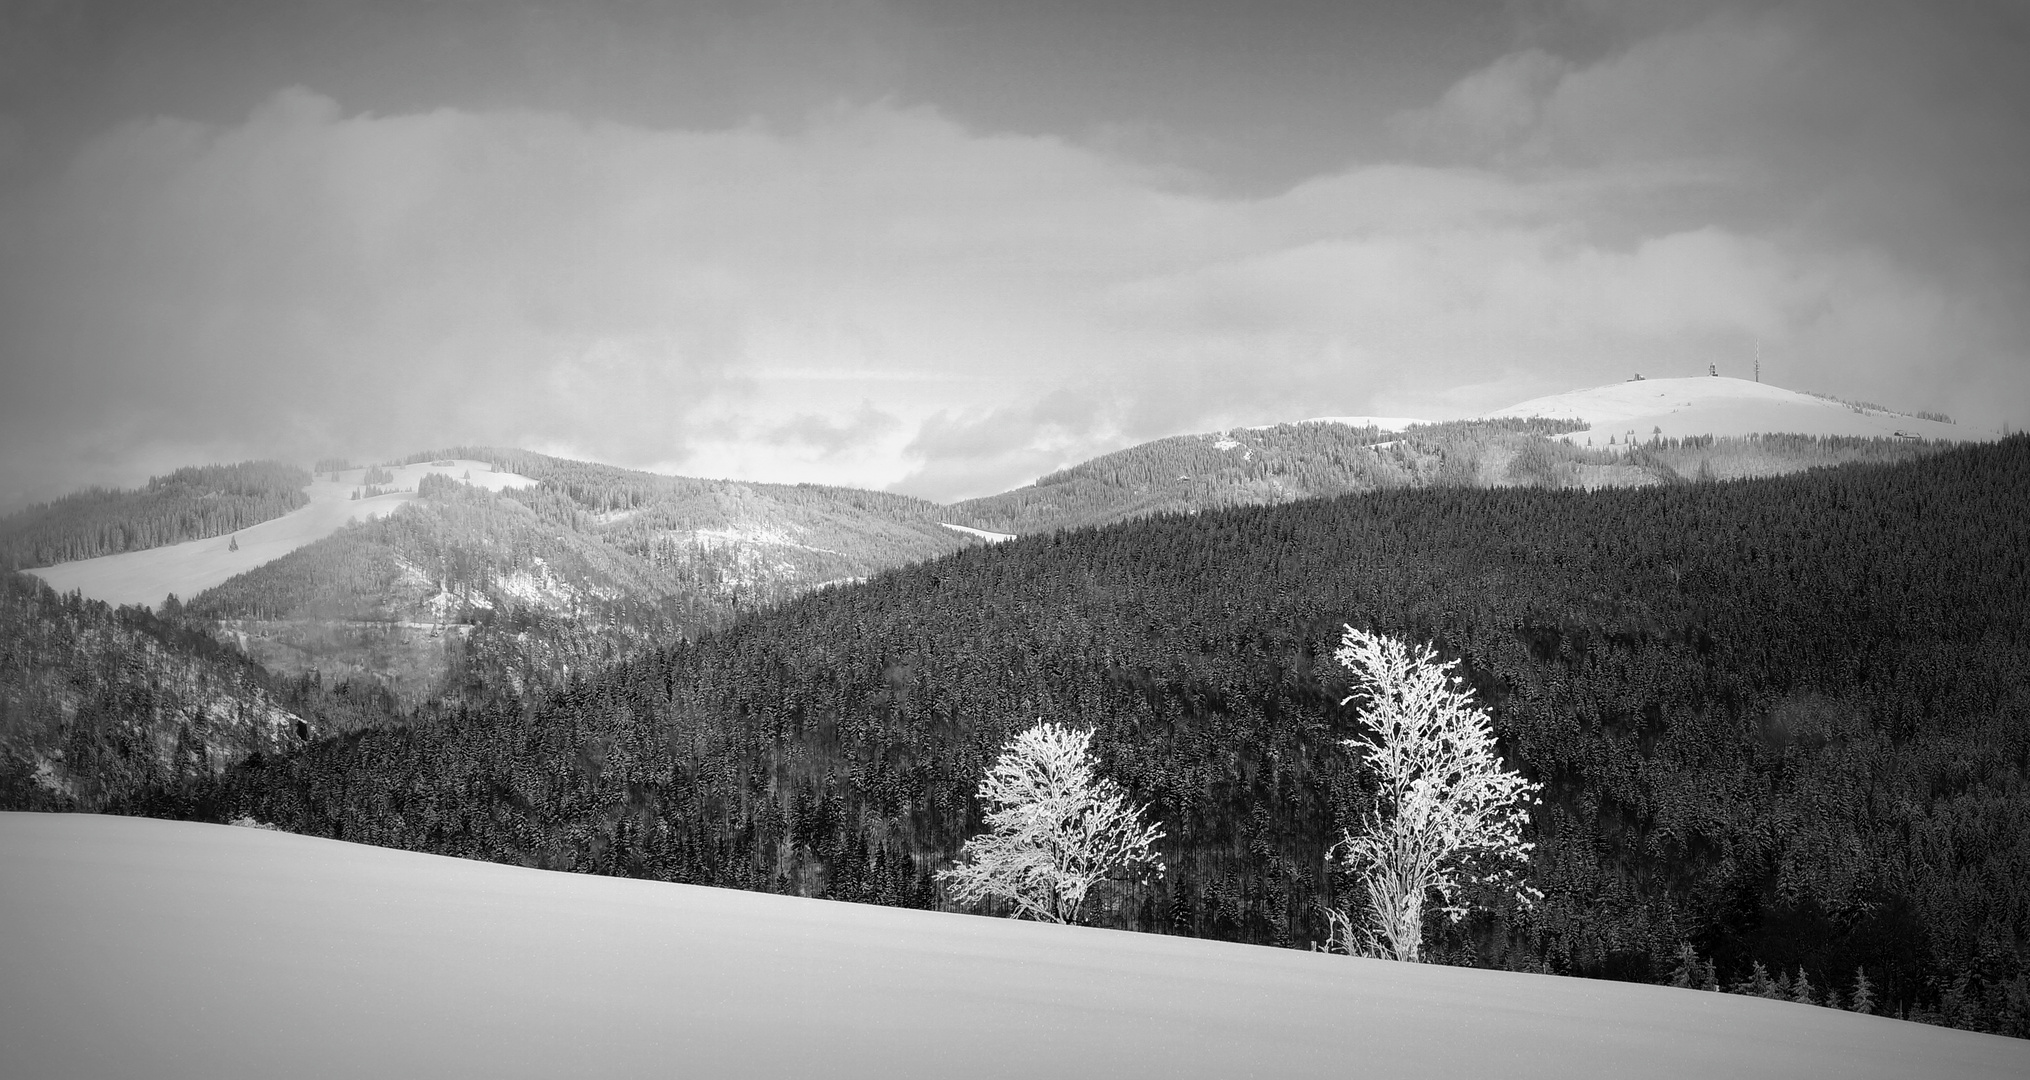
[1850,968,1875,1015]
[1792,967,1816,1005]
[1670,943,1701,988]
[1732,961,1777,998]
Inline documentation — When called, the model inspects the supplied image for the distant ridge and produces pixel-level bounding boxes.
[1472,376,1984,444]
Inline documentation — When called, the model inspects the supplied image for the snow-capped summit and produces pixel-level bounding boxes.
[1475,376,1983,443]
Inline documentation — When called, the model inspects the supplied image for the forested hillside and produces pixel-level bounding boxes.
[942,419,1945,535]
[0,461,311,569]
[187,453,973,704]
[0,572,404,810]
[139,437,2030,1035]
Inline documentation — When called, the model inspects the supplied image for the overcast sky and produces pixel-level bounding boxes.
[1,0,2025,508]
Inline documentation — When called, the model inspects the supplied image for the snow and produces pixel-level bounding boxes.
[4,814,2024,1080]
[21,460,535,610]
[938,522,1016,543]
[1475,377,1991,445]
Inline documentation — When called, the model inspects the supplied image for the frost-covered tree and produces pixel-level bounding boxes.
[939,721,1165,925]
[1324,627,1543,962]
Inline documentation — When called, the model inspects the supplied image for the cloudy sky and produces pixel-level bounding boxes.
[1,0,2025,509]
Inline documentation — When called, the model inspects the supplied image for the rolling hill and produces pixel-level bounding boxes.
[5,813,2023,1080]
[6,379,1998,725]
[141,437,2030,1032]
[21,459,537,610]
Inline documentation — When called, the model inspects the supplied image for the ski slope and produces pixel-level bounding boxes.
[1476,377,1987,444]
[21,460,535,610]
[4,814,2024,1080]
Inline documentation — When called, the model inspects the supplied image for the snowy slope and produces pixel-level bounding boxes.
[22,460,534,609]
[4,814,2024,1080]
[1476,377,1987,444]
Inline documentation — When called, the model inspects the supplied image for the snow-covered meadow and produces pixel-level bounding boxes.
[22,460,535,610]
[4,813,2024,1079]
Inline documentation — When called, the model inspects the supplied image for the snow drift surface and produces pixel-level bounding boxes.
[1476,377,1986,444]
[22,460,534,609]
[3,815,2024,1080]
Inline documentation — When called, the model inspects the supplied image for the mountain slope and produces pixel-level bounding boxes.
[159,437,2030,1031]
[0,572,313,809]
[6,813,2024,1080]
[181,451,977,704]
[2,460,312,572]
[942,416,1588,534]
[22,458,535,610]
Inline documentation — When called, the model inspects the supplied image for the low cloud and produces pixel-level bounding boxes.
[4,8,2024,510]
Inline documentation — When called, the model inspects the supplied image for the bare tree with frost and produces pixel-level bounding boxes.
[939,721,1165,925]
[1324,626,1543,962]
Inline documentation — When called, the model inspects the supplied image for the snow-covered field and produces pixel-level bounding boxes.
[22,460,535,610]
[1476,377,1988,444]
[4,814,2023,1080]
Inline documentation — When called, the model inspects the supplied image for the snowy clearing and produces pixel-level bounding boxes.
[3,814,2024,1080]
[22,460,535,609]
[1475,377,1990,445]
[939,521,1016,543]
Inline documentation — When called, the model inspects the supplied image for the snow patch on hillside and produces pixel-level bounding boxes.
[3,814,2024,1080]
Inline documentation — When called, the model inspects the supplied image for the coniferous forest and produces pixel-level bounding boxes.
[0,461,312,569]
[118,436,2030,1035]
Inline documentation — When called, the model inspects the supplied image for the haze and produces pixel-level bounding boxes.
[1,0,2025,511]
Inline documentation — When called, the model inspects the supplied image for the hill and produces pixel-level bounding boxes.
[1476,376,1980,445]
[21,458,536,610]
[6,813,2024,1080]
[942,416,1593,535]
[10,380,1990,711]
[145,437,2030,1032]
[0,572,354,810]
[179,450,976,705]
[1,460,312,572]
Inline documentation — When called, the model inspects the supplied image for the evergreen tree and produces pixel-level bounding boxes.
[1850,968,1875,1015]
